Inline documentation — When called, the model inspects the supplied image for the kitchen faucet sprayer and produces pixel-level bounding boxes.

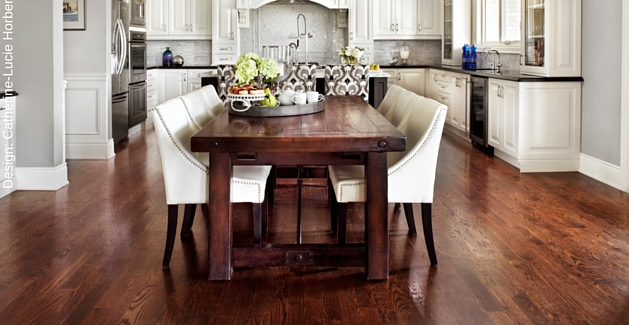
[483,47,501,73]
[296,13,312,64]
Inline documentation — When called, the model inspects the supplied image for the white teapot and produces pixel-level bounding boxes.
[277,89,295,106]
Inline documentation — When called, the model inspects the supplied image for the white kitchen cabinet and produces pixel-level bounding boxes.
[398,69,426,97]
[442,0,471,65]
[159,70,188,103]
[147,69,159,108]
[488,78,519,159]
[426,70,440,101]
[187,69,214,93]
[520,0,581,77]
[212,0,239,64]
[147,0,212,40]
[0,96,16,198]
[348,0,373,57]
[374,0,440,40]
[237,0,347,9]
[448,73,470,133]
[313,0,349,9]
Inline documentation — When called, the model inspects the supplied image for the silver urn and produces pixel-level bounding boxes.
[173,53,184,66]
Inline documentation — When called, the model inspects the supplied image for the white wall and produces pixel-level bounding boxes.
[581,0,622,165]
[64,0,110,74]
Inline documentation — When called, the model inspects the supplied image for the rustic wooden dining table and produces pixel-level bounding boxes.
[191,96,406,281]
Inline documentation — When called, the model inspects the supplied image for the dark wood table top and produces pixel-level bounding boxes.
[191,96,406,154]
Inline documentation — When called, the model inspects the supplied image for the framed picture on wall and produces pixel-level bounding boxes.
[63,0,85,30]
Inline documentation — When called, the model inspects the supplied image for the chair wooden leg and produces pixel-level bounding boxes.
[181,204,196,238]
[329,177,338,235]
[163,204,179,268]
[421,203,437,266]
[403,203,418,237]
[394,202,401,210]
[268,167,275,208]
[296,166,303,244]
[253,203,262,246]
[338,203,348,244]
[262,191,269,236]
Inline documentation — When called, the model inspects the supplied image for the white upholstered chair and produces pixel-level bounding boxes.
[152,86,272,268]
[328,93,448,265]
[376,84,404,118]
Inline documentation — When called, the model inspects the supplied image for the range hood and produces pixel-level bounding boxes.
[237,0,347,10]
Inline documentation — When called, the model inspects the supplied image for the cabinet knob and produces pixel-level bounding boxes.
[390,24,394,32]
[396,23,399,31]
[162,24,167,31]
[350,32,353,40]
[418,23,422,32]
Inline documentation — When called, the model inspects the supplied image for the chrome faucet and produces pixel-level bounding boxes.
[296,13,313,64]
[483,48,501,73]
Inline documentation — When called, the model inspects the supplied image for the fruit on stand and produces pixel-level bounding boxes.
[369,63,381,71]
[260,88,277,107]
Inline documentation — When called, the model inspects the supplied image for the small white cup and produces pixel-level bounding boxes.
[307,91,324,103]
[291,92,307,105]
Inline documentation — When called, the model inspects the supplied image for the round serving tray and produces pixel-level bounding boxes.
[227,98,326,117]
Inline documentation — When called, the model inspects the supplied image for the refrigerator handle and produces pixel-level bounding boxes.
[117,19,128,76]
[112,20,120,75]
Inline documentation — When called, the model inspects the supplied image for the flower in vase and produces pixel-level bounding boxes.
[338,46,364,65]
[235,52,280,86]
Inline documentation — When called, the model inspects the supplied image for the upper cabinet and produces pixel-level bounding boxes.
[520,0,581,77]
[212,0,239,64]
[373,0,440,40]
[442,0,470,66]
[349,0,373,44]
[147,0,212,40]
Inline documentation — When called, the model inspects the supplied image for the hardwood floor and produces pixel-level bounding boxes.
[1,126,628,324]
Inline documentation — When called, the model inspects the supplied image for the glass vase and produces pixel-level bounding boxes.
[162,47,173,67]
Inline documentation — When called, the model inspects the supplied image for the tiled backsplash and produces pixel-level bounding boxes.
[373,40,442,66]
[146,40,212,67]
[475,52,521,72]
[240,2,347,64]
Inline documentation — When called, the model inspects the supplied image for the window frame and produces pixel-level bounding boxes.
[472,0,522,54]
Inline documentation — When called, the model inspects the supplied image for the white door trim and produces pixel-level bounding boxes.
[621,2,629,192]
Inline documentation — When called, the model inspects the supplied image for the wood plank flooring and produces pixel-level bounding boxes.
[1,126,629,324]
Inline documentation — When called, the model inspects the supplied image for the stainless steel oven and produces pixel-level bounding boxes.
[128,29,146,84]
[129,81,147,127]
[129,0,146,28]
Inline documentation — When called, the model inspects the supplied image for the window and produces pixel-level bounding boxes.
[474,0,521,52]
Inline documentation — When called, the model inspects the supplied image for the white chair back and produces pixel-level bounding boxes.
[180,85,226,131]
[152,98,209,205]
[384,88,417,128]
[377,84,404,117]
[387,96,448,203]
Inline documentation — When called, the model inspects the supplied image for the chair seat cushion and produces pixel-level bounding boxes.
[328,165,365,203]
[231,165,272,203]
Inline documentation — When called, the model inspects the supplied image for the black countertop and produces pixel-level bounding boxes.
[378,64,584,82]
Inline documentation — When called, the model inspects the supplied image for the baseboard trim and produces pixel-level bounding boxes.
[0,183,16,198]
[16,163,69,191]
[519,159,580,173]
[129,123,142,137]
[66,140,115,160]
[579,153,623,191]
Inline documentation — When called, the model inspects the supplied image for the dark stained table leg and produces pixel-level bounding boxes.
[365,152,389,280]
[209,152,232,280]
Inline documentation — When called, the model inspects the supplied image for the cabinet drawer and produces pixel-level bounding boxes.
[435,93,450,106]
[147,69,158,80]
[187,69,213,79]
[147,81,158,92]
[214,45,237,53]
[213,54,237,65]
[436,81,451,94]
[433,72,450,83]
[381,69,397,79]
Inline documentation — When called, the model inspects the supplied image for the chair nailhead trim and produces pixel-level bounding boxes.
[153,107,209,174]
[179,97,203,131]
[389,107,446,176]
[232,180,263,202]
[339,181,365,202]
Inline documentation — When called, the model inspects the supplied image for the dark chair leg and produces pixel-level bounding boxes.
[338,203,348,244]
[329,177,338,235]
[297,166,303,244]
[253,203,262,246]
[403,203,418,237]
[394,202,401,210]
[163,204,179,268]
[421,203,437,266]
[268,167,275,208]
[181,204,196,238]
[262,191,269,236]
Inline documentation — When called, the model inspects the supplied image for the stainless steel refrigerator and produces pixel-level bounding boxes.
[111,0,130,145]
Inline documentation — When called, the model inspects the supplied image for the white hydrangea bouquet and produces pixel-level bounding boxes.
[235,52,280,86]
[338,46,364,64]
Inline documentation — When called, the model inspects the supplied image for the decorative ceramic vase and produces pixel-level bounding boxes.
[162,47,173,67]
[173,53,184,66]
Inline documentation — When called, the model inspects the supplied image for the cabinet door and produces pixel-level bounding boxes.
[419,0,440,36]
[396,0,419,36]
[373,0,396,37]
[213,0,237,43]
[169,0,190,35]
[159,70,187,103]
[487,80,502,148]
[398,69,425,97]
[190,0,212,37]
[501,81,519,157]
[449,75,468,132]
[349,0,372,44]
[426,71,439,100]
[147,0,169,36]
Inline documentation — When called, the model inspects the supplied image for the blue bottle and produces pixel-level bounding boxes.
[462,44,469,69]
[163,47,173,67]
[470,44,477,70]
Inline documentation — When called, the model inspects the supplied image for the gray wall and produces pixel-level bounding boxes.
[581,0,622,165]
[9,0,65,168]
[64,0,110,74]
